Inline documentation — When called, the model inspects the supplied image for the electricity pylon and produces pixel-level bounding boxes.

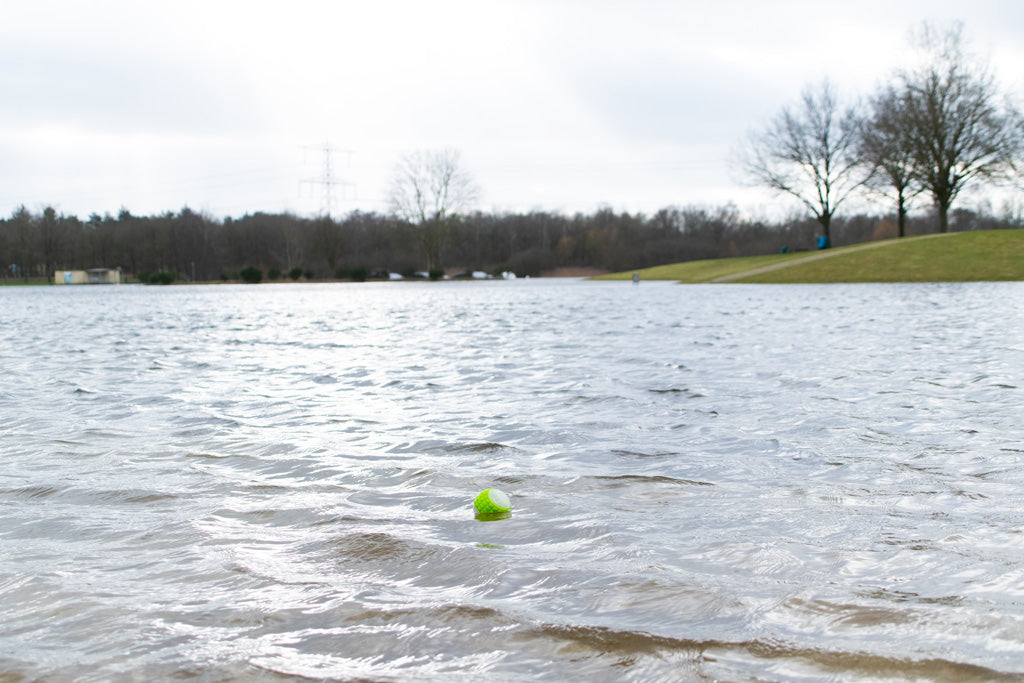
[301,143,353,218]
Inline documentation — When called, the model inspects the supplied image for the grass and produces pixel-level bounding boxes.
[595,230,1024,284]
[593,252,811,283]
[735,231,1024,283]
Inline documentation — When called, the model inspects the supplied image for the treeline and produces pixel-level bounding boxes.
[1,202,1020,283]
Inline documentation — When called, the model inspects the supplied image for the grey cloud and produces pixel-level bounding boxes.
[564,50,783,146]
[0,47,264,135]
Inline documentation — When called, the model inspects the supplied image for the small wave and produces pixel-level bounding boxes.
[611,449,680,459]
[0,484,178,509]
[0,485,62,500]
[516,623,1017,680]
[320,532,442,566]
[78,487,179,506]
[591,474,714,488]
[388,440,447,454]
[449,442,514,454]
[648,387,705,398]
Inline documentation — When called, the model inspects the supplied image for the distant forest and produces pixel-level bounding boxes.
[1,202,1021,283]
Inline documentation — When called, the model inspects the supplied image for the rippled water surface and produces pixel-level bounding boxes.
[2,280,1023,681]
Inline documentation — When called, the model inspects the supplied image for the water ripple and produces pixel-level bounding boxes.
[1,281,1023,680]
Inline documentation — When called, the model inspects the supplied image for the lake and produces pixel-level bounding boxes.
[1,279,1023,681]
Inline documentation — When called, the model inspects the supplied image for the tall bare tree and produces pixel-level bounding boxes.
[388,148,479,270]
[898,22,1024,233]
[859,86,923,237]
[738,80,866,243]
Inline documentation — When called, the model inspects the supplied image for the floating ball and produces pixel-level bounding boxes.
[474,488,511,515]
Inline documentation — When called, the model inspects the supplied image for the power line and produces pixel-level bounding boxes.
[300,143,354,218]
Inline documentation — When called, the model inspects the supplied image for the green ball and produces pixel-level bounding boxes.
[474,488,511,514]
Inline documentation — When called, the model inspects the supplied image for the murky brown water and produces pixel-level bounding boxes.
[2,280,1023,681]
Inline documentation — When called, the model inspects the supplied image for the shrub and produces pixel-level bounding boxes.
[153,271,177,285]
[239,266,263,284]
[288,267,303,281]
[349,266,368,282]
[428,268,445,280]
[267,268,281,281]
[138,270,176,284]
[508,247,555,278]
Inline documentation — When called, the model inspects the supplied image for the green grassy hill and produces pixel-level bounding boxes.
[594,230,1024,283]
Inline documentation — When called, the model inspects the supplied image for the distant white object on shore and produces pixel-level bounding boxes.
[54,268,121,285]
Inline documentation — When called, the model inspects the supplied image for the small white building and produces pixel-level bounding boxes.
[54,268,121,285]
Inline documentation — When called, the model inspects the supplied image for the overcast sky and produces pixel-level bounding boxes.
[2,0,1022,220]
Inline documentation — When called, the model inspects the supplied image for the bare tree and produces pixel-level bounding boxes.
[388,148,480,270]
[859,86,923,237]
[898,22,1024,233]
[738,80,867,243]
